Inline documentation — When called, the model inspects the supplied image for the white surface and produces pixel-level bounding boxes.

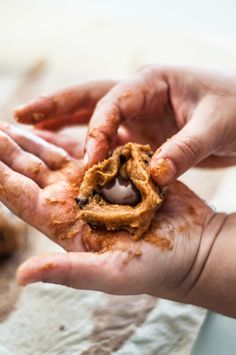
[0,284,205,355]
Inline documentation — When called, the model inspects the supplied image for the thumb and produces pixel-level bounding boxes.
[16,252,120,293]
[150,119,217,186]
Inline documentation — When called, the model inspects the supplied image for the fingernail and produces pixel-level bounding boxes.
[83,151,89,165]
[84,137,95,165]
[84,138,103,166]
[151,158,176,186]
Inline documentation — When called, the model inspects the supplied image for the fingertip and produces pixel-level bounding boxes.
[16,253,59,286]
[16,274,29,286]
[16,255,43,286]
[14,96,54,124]
[83,151,89,165]
[13,102,34,123]
[13,107,24,123]
[16,261,32,286]
[84,136,108,167]
[150,157,176,186]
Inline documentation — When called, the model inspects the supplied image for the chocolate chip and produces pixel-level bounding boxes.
[101,175,141,206]
[119,155,127,164]
[75,197,88,208]
[92,189,97,196]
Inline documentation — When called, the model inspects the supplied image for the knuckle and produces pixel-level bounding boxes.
[95,96,115,111]
[135,64,165,81]
[33,161,48,177]
[136,64,156,74]
[173,135,203,165]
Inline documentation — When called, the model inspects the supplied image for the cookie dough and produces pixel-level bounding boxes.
[76,143,164,239]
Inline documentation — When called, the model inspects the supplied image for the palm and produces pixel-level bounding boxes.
[35,161,86,251]
[25,178,213,297]
[0,123,84,250]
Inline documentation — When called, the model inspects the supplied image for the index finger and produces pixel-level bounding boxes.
[84,77,148,164]
[84,66,170,165]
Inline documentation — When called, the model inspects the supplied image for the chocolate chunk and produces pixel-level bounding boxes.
[101,175,141,206]
[75,197,88,208]
[119,155,127,164]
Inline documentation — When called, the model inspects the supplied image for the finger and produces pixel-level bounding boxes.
[0,123,70,169]
[84,86,137,164]
[84,72,168,165]
[0,130,51,186]
[34,109,91,130]
[150,104,218,185]
[34,130,84,159]
[14,80,116,126]
[0,161,40,223]
[16,251,124,293]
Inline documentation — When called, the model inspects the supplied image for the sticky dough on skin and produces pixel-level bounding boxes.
[76,143,165,240]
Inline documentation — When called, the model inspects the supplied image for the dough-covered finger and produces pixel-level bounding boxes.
[84,72,166,165]
[14,80,116,127]
[16,251,124,293]
[0,161,40,224]
[0,123,70,169]
[85,97,137,165]
[0,130,51,186]
[33,110,91,130]
[150,101,219,186]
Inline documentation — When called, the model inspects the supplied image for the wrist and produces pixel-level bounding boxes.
[175,212,227,302]
[182,212,236,317]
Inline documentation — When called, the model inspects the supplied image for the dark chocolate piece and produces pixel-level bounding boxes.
[75,197,88,208]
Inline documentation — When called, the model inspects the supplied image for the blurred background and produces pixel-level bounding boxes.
[1,0,236,100]
[0,1,236,354]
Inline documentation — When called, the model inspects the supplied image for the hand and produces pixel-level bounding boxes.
[17,176,218,301]
[14,67,236,186]
[0,122,222,304]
